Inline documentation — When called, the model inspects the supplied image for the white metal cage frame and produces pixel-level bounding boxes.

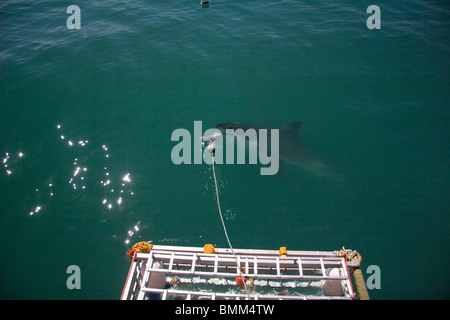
[121,245,356,300]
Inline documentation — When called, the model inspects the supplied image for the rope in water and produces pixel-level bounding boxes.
[211,154,250,298]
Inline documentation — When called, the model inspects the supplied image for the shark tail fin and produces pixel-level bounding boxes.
[280,122,302,136]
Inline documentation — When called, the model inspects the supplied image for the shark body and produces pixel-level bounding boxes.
[215,122,334,177]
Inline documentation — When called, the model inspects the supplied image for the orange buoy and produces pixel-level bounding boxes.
[279,246,287,268]
[236,267,247,287]
[203,244,215,254]
[236,276,247,287]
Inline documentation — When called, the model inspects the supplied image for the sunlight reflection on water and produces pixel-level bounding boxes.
[3,123,143,244]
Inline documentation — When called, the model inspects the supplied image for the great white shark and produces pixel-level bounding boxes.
[215,122,335,178]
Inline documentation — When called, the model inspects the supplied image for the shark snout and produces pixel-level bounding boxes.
[215,122,242,133]
[215,123,229,132]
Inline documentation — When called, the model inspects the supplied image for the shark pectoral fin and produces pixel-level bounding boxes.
[280,122,302,136]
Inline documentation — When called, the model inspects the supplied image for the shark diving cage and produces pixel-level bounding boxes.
[121,243,370,300]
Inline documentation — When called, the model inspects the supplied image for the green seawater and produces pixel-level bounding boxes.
[0,1,449,299]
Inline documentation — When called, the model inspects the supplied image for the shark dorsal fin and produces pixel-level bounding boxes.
[280,122,302,136]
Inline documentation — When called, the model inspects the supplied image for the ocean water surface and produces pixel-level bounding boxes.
[0,0,449,299]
